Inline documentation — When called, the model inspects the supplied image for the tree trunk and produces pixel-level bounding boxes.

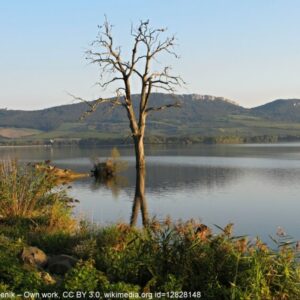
[134,134,145,170]
[130,133,149,226]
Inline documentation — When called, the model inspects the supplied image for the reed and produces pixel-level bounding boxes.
[0,159,75,232]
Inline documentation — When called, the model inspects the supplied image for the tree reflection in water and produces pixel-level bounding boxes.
[92,167,149,226]
[130,167,149,227]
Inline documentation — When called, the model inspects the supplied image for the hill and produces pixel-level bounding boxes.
[251,99,300,122]
[1,94,300,142]
[0,94,245,130]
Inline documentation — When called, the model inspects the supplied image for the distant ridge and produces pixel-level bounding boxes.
[190,94,240,106]
[1,93,300,139]
[0,93,245,131]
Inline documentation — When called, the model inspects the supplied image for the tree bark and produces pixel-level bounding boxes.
[134,135,145,170]
[135,110,147,169]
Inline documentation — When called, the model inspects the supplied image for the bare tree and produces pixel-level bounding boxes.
[77,18,184,225]
[78,18,184,168]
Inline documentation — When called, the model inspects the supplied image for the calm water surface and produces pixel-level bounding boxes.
[1,143,300,243]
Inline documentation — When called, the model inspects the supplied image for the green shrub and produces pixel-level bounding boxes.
[63,259,109,291]
[0,282,10,292]
[28,231,79,255]
[0,235,44,293]
[107,282,141,299]
[62,259,140,299]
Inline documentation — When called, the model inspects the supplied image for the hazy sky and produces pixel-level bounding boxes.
[1,0,300,110]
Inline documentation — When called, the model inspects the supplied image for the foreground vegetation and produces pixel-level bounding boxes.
[0,161,299,299]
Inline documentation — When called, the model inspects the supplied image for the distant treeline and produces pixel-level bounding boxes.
[1,134,300,147]
[77,135,300,145]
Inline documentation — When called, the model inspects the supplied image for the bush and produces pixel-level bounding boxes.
[63,259,109,292]
[0,235,45,293]
[62,259,140,299]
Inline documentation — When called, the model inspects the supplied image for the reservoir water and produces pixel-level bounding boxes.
[1,143,300,243]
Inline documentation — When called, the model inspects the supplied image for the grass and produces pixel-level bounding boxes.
[0,160,300,299]
[0,160,75,233]
[0,127,42,138]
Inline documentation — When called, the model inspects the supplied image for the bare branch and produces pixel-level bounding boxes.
[146,101,181,114]
[86,17,128,78]
[150,35,178,58]
[151,85,176,93]
[68,93,124,121]
[96,77,123,89]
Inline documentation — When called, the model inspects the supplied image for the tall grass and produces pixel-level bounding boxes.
[0,159,75,232]
[76,219,300,299]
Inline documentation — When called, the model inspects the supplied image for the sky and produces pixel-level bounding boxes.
[1,0,300,110]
